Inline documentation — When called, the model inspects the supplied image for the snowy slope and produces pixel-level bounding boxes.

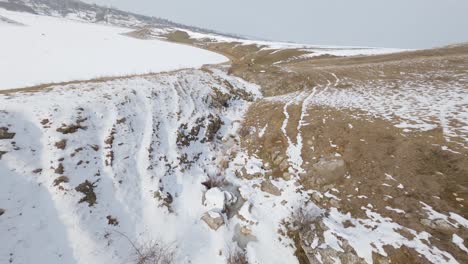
[0,9,227,90]
[0,69,265,263]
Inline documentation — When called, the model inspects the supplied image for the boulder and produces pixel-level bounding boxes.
[204,187,236,211]
[311,155,347,185]
[260,179,282,196]
[0,127,15,139]
[201,211,225,231]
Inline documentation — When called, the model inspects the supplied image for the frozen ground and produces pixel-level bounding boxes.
[268,67,468,150]
[0,9,227,90]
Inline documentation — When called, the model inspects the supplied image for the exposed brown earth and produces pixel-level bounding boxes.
[163,34,468,263]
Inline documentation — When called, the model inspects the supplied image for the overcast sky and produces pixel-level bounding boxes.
[83,0,468,49]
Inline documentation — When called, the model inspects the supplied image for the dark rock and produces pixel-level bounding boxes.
[54,163,65,174]
[106,215,119,226]
[75,180,97,206]
[53,176,70,186]
[55,139,67,150]
[0,127,15,139]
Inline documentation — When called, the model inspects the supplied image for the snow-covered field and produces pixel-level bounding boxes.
[0,9,227,90]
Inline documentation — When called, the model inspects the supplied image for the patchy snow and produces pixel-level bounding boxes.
[176,28,405,57]
[301,72,468,149]
[281,96,305,174]
[452,234,468,254]
[323,208,457,264]
[420,202,468,229]
[258,124,268,138]
[385,173,396,181]
[385,206,405,214]
[0,9,227,90]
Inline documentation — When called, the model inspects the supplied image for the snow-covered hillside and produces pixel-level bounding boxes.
[0,9,227,90]
[0,69,267,263]
[1,1,467,263]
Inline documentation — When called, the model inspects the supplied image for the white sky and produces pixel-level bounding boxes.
[83,0,468,49]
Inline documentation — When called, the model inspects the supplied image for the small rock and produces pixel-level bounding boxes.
[311,192,322,203]
[0,151,6,159]
[53,176,69,186]
[32,168,43,174]
[282,172,292,180]
[153,190,173,208]
[0,208,5,216]
[311,155,347,185]
[273,153,285,166]
[54,139,67,150]
[260,180,282,196]
[329,199,340,208]
[420,218,455,231]
[0,127,15,139]
[106,215,119,226]
[240,226,252,235]
[54,163,65,174]
[279,159,289,172]
[201,211,225,230]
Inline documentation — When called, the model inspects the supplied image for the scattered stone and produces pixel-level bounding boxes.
[32,168,42,174]
[106,215,119,226]
[56,123,86,134]
[303,155,347,186]
[154,190,173,209]
[0,208,5,216]
[311,192,322,203]
[204,114,223,142]
[420,218,455,231]
[116,117,126,124]
[75,180,97,207]
[240,226,252,235]
[54,139,67,150]
[282,172,292,180]
[53,176,69,186]
[211,88,232,109]
[260,179,282,196]
[279,159,289,172]
[201,211,225,230]
[54,163,64,174]
[204,187,236,211]
[90,144,99,151]
[329,199,340,208]
[0,151,6,159]
[0,127,15,139]
[273,153,286,166]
